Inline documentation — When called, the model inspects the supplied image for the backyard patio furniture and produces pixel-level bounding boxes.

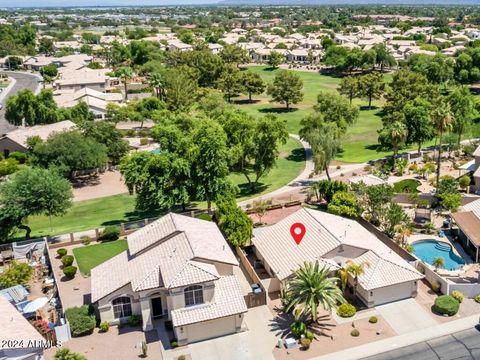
[285,338,297,349]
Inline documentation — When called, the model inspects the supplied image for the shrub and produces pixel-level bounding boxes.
[350,329,360,337]
[197,213,212,221]
[140,137,149,146]
[9,151,29,164]
[178,356,186,360]
[0,261,34,288]
[128,314,142,327]
[369,316,378,324]
[99,321,109,332]
[393,179,421,194]
[431,281,441,293]
[300,337,311,350]
[99,225,120,241]
[337,303,356,318]
[81,236,91,245]
[63,266,77,278]
[61,255,74,267]
[305,330,314,341]
[290,320,306,338]
[434,295,460,316]
[451,290,464,303]
[65,305,95,337]
[475,294,480,303]
[164,320,173,331]
[54,348,87,360]
[57,248,67,257]
[170,338,178,348]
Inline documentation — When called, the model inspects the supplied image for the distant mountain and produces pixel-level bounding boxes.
[219,0,480,4]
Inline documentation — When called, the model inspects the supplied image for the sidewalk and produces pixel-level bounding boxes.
[312,313,479,360]
[0,76,16,103]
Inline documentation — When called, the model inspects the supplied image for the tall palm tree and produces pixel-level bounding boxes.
[148,72,165,101]
[385,121,407,168]
[431,101,453,188]
[394,224,412,247]
[286,261,345,322]
[116,67,133,102]
[338,260,370,300]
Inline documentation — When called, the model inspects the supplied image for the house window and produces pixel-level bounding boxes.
[184,285,204,306]
[112,296,132,319]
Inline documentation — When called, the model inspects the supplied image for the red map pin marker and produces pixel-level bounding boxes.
[290,223,306,245]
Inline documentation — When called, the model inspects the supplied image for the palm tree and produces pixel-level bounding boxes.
[433,256,445,272]
[394,224,412,247]
[385,121,407,168]
[116,67,133,102]
[148,72,165,101]
[286,261,346,322]
[431,101,453,188]
[338,260,370,300]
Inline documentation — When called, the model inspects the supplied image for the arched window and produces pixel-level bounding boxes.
[112,296,132,319]
[184,285,204,306]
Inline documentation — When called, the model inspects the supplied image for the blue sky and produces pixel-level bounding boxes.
[2,0,219,7]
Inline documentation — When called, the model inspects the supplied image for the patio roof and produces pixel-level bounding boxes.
[452,211,480,248]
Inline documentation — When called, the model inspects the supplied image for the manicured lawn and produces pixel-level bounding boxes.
[73,240,128,276]
[26,137,304,237]
[235,66,391,163]
[393,179,422,194]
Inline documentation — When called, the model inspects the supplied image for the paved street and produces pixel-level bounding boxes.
[0,71,41,135]
[363,327,480,360]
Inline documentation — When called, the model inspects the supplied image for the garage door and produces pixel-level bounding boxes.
[373,282,413,306]
[186,316,236,343]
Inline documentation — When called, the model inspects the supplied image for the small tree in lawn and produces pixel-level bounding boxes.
[358,72,385,109]
[267,70,304,109]
[241,71,265,102]
[338,76,360,105]
[216,64,244,103]
[378,121,407,168]
[433,256,445,272]
[268,51,284,69]
[459,175,470,193]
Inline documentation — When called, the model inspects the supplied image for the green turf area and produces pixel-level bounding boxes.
[73,240,128,276]
[235,66,394,163]
[26,137,304,237]
[393,179,422,194]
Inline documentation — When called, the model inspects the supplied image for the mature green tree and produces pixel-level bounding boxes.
[352,183,393,226]
[378,120,407,167]
[191,120,230,211]
[358,72,385,109]
[448,87,477,144]
[82,122,129,165]
[382,202,410,238]
[5,89,58,126]
[267,51,284,69]
[338,76,359,104]
[164,68,198,112]
[267,70,303,109]
[328,191,362,218]
[241,71,265,102]
[219,44,249,67]
[314,92,359,134]
[31,131,108,179]
[59,101,95,124]
[40,64,58,88]
[115,67,133,101]
[38,37,54,55]
[120,151,191,211]
[216,65,244,103]
[404,97,434,154]
[431,100,453,187]
[215,194,253,247]
[148,71,166,101]
[0,168,72,238]
[286,261,345,322]
[372,43,396,72]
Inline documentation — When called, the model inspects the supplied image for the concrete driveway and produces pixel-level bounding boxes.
[164,306,277,360]
[376,299,438,335]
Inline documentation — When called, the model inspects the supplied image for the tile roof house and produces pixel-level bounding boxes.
[91,213,247,345]
[0,295,45,359]
[0,120,76,156]
[452,197,480,262]
[251,208,423,307]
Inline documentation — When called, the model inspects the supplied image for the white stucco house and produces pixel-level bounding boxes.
[251,208,423,307]
[91,213,247,345]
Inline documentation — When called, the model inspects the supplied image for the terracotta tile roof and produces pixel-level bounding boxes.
[0,296,44,348]
[252,208,423,287]
[91,213,237,302]
[452,211,480,247]
[170,275,247,327]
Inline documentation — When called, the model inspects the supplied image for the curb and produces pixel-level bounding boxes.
[0,76,17,104]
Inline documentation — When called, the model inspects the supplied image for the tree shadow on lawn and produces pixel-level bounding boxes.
[359,105,379,111]
[259,107,298,114]
[233,99,262,105]
[286,148,306,162]
[236,182,268,198]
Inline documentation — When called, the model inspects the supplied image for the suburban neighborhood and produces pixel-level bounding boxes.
[3,2,480,360]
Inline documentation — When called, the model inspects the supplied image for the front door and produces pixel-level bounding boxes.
[151,297,163,319]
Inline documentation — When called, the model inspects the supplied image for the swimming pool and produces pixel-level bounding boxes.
[412,239,465,271]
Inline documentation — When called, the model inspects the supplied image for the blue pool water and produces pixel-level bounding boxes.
[412,239,465,271]
[150,148,161,154]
